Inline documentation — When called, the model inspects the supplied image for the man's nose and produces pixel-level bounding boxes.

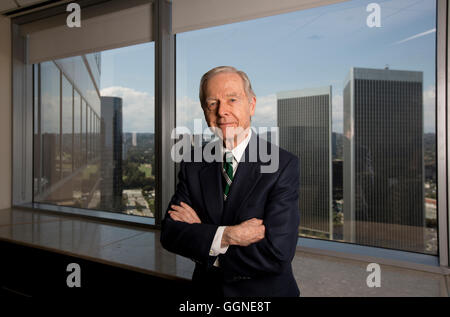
[217,100,230,117]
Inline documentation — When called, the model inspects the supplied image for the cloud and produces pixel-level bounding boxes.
[41,92,60,134]
[176,96,206,132]
[101,86,154,133]
[253,94,277,128]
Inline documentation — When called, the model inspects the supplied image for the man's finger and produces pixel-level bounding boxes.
[170,210,192,223]
[169,211,183,222]
[171,204,186,212]
[169,209,200,224]
[180,203,197,219]
[171,205,195,221]
[171,204,193,217]
[178,202,201,223]
[246,218,263,226]
[180,201,193,211]
[180,202,201,222]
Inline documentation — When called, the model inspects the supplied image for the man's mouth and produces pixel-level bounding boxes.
[218,122,236,127]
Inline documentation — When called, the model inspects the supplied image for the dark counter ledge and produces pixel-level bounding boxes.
[0,206,194,297]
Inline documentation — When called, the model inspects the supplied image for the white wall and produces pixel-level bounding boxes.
[0,15,11,210]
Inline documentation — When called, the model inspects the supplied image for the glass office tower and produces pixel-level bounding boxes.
[100,96,123,212]
[277,87,333,239]
[343,67,425,252]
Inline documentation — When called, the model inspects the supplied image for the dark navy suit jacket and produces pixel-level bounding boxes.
[160,132,300,297]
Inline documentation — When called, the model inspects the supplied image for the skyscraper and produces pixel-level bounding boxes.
[343,67,425,252]
[277,86,333,238]
[100,96,124,212]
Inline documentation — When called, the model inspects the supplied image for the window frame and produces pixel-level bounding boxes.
[11,0,160,228]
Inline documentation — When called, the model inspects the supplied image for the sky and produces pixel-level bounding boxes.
[99,0,437,133]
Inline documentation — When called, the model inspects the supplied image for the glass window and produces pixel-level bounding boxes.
[176,0,437,254]
[33,42,155,218]
[100,42,156,217]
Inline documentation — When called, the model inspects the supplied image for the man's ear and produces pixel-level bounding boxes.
[249,96,256,116]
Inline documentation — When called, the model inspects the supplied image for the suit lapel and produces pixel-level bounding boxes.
[222,133,262,225]
[199,158,224,225]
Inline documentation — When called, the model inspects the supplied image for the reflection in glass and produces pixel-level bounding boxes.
[40,61,60,193]
[33,42,155,218]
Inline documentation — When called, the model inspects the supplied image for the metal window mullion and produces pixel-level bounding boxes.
[79,97,82,169]
[437,0,448,268]
[37,64,42,197]
[12,23,34,205]
[154,0,175,226]
[85,102,88,165]
[446,0,450,268]
[72,86,74,173]
[59,69,62,181]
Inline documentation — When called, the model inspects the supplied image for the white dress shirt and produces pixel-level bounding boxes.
[209,129,253,267]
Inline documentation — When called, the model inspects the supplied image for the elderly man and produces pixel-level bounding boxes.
[160,66,300,297]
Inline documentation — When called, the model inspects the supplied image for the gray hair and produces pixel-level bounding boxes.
[199,66,256,107]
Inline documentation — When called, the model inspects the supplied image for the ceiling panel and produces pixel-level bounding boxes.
[0,0,18,13]
[15,0,49,6]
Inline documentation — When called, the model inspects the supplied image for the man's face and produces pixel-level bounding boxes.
[203,72,256,143]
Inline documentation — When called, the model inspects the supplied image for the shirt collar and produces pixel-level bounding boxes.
[221,128,252,163]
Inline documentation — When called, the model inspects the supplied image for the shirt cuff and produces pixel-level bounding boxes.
[209,226,229,256]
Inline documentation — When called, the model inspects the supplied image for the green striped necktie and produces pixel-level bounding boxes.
[222,151,234,201]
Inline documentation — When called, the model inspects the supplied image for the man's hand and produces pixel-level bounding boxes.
[221,218,265,248]
[168,202,201,224]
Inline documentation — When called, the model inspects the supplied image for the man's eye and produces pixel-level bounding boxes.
[230,98,237,102]
[208,102,216,107]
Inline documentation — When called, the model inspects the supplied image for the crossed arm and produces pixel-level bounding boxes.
[168,202,265,248]
[160,157,299,277]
